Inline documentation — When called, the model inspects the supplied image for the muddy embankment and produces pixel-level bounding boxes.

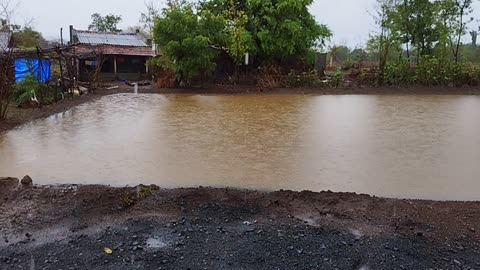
[0,177,479,269]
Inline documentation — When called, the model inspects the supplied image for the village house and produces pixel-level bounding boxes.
[69,26,155,81]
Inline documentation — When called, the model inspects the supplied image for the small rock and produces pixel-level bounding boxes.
[453,259,461,266]
[21,175,33,187]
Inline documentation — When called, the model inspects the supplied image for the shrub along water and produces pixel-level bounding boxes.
[382,58,480,87]
[14,75,62,107]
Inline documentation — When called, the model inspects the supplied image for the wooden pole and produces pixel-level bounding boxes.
[57,49,64,102]
[145,57,149,74]
[76,58,80,81]
[60,28,64,46]
[114,56,118,79]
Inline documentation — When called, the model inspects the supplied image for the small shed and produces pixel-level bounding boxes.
[14,58,51,83]
[69,26,155,81]
[1,32,52,83]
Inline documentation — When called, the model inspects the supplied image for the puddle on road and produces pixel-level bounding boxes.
[146,237,168,249]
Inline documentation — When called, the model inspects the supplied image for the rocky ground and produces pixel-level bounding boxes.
[0,177,479,270]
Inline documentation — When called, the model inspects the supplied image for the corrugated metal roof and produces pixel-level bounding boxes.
[0,32,12,50]
[75,44,155,57]
[75,30,147,47]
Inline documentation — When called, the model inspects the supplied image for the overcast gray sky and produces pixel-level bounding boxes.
[13,0,480,46]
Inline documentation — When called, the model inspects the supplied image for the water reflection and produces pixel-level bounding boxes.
[1,94,480,201]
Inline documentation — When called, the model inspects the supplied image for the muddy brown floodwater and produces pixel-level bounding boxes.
[1,94,480,201]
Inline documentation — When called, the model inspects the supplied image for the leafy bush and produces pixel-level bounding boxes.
[14,75,40,106]
[379,57,480,87]
[384,59,413,86]
[330,69,344,88]
[14,74,62,106]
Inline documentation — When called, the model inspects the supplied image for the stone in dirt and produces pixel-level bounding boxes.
[21,175,33,187]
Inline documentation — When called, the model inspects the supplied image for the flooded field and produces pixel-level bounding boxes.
[1,94,480,200]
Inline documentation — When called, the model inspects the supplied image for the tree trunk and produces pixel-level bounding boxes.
[454,9,464,64]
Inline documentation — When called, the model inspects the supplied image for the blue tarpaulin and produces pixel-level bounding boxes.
[15,58,51,83]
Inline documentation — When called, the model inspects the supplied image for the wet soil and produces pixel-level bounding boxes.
[1,83,479,134]
[0,182,479,270]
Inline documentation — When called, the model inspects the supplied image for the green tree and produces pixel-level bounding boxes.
[153,2,218,84]
[369,0,480,86]
[443,0,473,63]
[88,13,123,32]
[400,0,438,62]
[200,0,331,62]
[329,45,350,63]
[380,0,473,64]
[373,0,399,84]
[154,0,331,83]
[350,47,368,62]
[13,27,46,49]
[223,3,255,65]
[247,0,331,61]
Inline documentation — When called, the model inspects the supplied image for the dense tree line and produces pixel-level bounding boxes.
[153,0,331,83]
[369,0,479,86]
